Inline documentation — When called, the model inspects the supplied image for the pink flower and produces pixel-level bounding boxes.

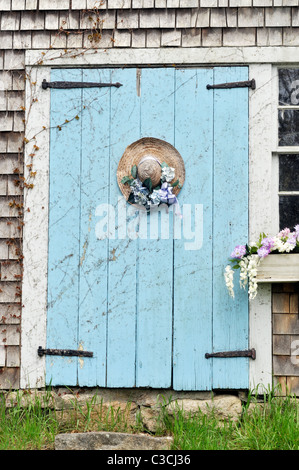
[278,227,291,238]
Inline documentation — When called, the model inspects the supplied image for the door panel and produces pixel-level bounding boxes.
[47,66,249,390]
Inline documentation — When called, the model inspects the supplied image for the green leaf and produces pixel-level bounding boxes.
[131,165,137,179]
[161,162,168,168]
[128,192,135,204]
[143,178,152,192]
[121,176,133,185]
[171,179,179,187]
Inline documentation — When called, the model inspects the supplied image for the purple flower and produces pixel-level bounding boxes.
[257,246,270,258]
[294,224,299,237]
[261,237,275,251]
[231,245,246,259]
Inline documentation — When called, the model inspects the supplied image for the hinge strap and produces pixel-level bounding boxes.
[206,79,256,90]
[42,79,122,90]
[205,348,256,360]
[38,346,93,358]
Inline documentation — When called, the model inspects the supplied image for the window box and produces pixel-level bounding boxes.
[256,253,299,283]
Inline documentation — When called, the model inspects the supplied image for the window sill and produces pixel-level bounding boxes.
[256,253,299,283]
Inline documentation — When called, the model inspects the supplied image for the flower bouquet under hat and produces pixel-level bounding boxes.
[121,161,182,212]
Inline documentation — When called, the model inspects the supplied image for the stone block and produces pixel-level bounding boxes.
[167,395,243,421]
[181,28,201,47]
[4,51,24,72]
[7,92,24,112]
[0,322,20,343]
[161,29,181,46]
[273,334,292,355]
[257,27,282,45]
[0,13,20,31]
[13,32,32,49]
[50,33,67,49]
[290,293,298,313]
[0,33,13,50]
[0,72,12,91]
[114,30,131,47]
[273,313,299,334]
[230,0,251,5]
[202,27,222,46]
[238,7,265,27]
[32,31,51,49]
[45,12,59,30]
[20,12,45,30]
[6,346,19,367]
[146,29,161,47]
[55,432,173,450]
[159,10,176,28]
[0,241,8,259]
[0,177,7,196]
[0,367,19,390]
[0,304,21,324]
[223,27,256,46]
[0,113,13,132]
[210,9,227,28]
[283,28,299,45]
[273,293,290,313]
[132,30,146,48]
[117,11,139,29]
[108,0,131,7]
[11,0,25,8]
[67,32,84,49]
[265,7,291,26]
[72,0,87,7]
[39,0,70,8]
[1,261,22,282]
[273,355,299,376]
[25,0,38,7]
[0,0,11,10]
[0,346,5,367]
[0,155,20,175]
[179,0,198,5]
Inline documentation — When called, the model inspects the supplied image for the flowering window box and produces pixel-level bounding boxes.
[255,253,299,283]
[224,226,299,300]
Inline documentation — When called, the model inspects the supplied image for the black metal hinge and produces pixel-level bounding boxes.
[206,79,256,90]
[42,79,122,90]
[38,346,93,358]
[205,348,256,360]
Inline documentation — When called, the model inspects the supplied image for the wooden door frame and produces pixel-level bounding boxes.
[21,50,274,391]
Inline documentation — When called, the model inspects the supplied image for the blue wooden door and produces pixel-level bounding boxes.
[47,67,249,390]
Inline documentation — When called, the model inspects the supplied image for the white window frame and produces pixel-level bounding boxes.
[272,66,299,234]
[21,47,278,391]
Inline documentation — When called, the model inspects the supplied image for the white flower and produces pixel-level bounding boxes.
[224,265,235,298]
[161,166,175,183]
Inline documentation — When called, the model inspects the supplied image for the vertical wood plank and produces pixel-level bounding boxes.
[173,68,214,390]
[78,69,111,386]
[106,68,140,387]
[47,68,83,386]
[136,68,175,387]
[212,67,249,389]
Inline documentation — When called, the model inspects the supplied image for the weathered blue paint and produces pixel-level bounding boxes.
[47,67,249,390]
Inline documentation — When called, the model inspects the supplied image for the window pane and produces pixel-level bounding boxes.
[279,69,299,106]
[279,195,299,230]
[279,155,299,191]
[278,109,299,146]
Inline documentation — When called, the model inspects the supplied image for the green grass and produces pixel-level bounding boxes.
[0,387,298,450]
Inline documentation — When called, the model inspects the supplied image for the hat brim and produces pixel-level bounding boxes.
[117,137,185,202]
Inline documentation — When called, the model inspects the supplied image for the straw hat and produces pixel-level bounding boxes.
[117,137,185,201]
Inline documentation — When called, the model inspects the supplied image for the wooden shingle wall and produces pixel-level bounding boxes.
[1,0,299,390]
